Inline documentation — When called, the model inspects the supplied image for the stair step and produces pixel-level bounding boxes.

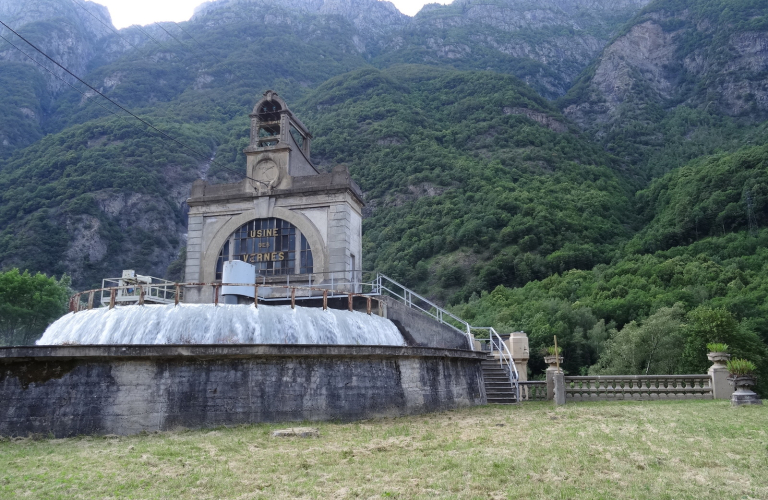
[481,360,517,407]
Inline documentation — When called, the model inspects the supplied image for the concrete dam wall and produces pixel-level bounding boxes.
[0,345,487,437]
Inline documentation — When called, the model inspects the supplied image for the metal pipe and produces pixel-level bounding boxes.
[213,284,219,306]
[175,284,180,306]
[366,296,371,315]
[348,293,353,312]
[87,291,94,310]
[254,284,258,308]
[109,290,116,310]
[291,288,296,309]
[323,290,327,310]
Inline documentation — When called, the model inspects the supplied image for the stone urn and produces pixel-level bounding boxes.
[707,352,730,365]
[728,375,763,406]
[543,355,563,370]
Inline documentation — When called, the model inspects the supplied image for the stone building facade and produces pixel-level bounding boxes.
[184,91,364,302]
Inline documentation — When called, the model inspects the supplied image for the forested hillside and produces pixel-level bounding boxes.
[295,66,633,302]
[451,144,768,390]
[1,0,767,381]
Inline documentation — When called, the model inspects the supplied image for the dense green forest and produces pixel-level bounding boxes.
[293,66,633,301]
[1,0,767,387]
[450,144,768,391]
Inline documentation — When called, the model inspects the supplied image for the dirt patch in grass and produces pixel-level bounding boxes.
[0,401,766,499]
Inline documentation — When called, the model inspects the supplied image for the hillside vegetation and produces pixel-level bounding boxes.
[452,144,768,390]
[296,66,634,302]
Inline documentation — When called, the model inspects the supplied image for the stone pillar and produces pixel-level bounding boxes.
[553,371,566,406]
[507,332,529,382]
[707,352,734,400]
[544,356,562,401]
[470,334,482,352]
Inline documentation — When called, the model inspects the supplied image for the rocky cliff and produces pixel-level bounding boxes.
[0,0,117,156]
[374,0,650,97]
[0,0,114,89]
[193,0,650,97]
[562,0,768,174]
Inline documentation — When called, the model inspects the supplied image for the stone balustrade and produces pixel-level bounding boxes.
[564,375,713,401]
[519,381,547,401]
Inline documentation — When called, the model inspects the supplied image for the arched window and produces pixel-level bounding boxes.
[215,218,313,279]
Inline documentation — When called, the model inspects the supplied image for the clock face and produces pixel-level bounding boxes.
[254,160,279,184]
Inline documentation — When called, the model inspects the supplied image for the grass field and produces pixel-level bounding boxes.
[1,401,766,499]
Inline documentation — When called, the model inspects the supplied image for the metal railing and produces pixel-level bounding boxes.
[371,273,472,340]
[371,273,520,402]
[473,326,520,402]
[71,281,385,316]
[239,269,376,296]
[100,277,177,306]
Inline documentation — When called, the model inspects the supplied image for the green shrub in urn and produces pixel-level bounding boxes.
[546,345,563,357]
[727,359,756,377]
[707,343,729,353]
[726,359,762,406]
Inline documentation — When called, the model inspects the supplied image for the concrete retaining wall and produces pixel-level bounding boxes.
[0,345,486,437]
[381,297,471,350]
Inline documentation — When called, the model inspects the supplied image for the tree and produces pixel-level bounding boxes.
[591,303,687,375]
[0,269,71,346]
[680,306,765,374]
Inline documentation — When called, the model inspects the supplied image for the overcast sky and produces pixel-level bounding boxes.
[97,0,448,28]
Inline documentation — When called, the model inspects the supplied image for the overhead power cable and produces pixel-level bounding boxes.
[0,19,264,186]
[154,22,190,50]
[130,23,172,52]
[172,21,219,60]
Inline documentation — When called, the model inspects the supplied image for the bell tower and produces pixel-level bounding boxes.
[184,90,365,303]
[244,90,315,194]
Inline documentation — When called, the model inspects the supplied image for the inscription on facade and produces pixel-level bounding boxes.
[216,217,313,278]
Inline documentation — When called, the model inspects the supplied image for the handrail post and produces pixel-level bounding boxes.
[291,288,296,309]
[323,290,328,310]
[348,293,353,312]
[254,284,259,308]
[175,284,180,306]
[109,290,116,310]
[87,291,94,310]
[213,284,219,306]
[366,296,371,315]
